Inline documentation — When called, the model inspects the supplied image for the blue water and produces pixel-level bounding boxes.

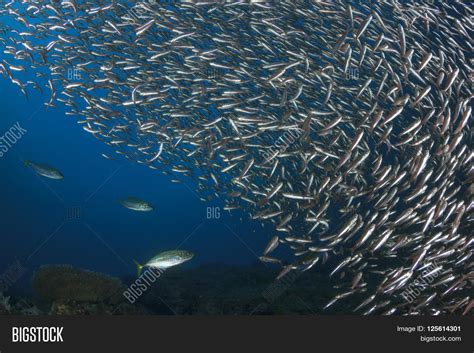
[0,76,273,292]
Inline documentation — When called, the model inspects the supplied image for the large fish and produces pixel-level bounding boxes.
[134,250,194,276]
[119,197,154,212]
[24,160,64,180]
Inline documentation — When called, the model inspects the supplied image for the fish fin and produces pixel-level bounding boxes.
[133,260,144,277]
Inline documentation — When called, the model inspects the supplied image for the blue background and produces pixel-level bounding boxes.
[0,74,273,291]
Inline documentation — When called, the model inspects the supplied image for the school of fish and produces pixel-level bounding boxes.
[0,0,472,315]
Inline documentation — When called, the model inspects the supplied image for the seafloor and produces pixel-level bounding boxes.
[0,264,366,315]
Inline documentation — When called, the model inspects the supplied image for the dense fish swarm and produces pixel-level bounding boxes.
[0,1,472,315]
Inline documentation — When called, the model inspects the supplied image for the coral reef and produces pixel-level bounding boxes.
[0,293,11,314]
[27,264,149,315]
[49,301,148,315]
[2,263,366,315]
[0,294,44,315]
[32,265,125,304]
[129,264,352,315]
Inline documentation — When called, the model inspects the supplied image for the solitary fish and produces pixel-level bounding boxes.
[119,197,154,212]
[24,160,64,180]
[134,250,194,275]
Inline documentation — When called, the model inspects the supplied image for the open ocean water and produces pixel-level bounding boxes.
[0,49,302,314]
[0,1,471,316]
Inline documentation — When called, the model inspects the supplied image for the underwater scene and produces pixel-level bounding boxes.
[0,1,472,316]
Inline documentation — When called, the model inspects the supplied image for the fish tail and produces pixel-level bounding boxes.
[23,160,30,167]
[133,259,144,277]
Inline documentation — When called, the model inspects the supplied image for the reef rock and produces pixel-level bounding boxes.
[0,293,12,314]
[32,265,125,304]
